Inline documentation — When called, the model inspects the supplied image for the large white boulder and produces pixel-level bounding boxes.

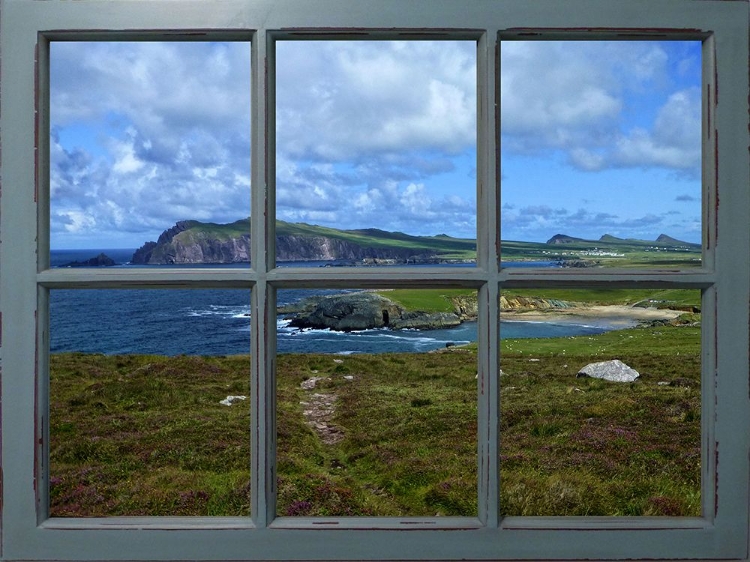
[577,359,639,382]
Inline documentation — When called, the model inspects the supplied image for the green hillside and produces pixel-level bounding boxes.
[140,218,702,267]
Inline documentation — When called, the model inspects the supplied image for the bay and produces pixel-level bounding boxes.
[49,250,615,356]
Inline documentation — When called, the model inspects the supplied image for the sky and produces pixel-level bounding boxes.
[50,39,702,249]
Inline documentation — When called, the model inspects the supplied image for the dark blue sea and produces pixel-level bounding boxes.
[49,250,620,356]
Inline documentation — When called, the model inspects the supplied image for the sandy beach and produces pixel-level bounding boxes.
[500,304,684,328]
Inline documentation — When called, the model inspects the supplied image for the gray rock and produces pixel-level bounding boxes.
[577,359,639,382]
[285,291,462,332]
[288,292,402,332]
[390,311,461,330]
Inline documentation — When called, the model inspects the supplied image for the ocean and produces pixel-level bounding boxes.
[49,249,619,356]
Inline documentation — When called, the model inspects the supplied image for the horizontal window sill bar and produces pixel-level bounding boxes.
[42,516,255,530]
[37,268,257,288]
[269,516,483,530]
[499,268,715,287]
[40,515,708,532]
[37,267,715,288]
[499,515,710,531]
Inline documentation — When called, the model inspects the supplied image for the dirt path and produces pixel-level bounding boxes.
[299,377,344,444]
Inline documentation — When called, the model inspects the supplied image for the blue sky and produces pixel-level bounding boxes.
[50,39,701,249]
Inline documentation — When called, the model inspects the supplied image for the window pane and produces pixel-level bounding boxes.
[275,41,477,267]
[499,288,701,515]
[277,288,478,516]
[49,41,251,256]
[500,41,702,269]
[49,289,251,516]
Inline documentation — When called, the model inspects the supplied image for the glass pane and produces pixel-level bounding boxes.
[49,41,251,260]
[49,289,251,516]
[500,41,702,269]
[275,41,477,267]
[499,288,701,515]
[276,288,478,516]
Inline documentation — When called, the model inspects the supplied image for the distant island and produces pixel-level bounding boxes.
[60,252,117,268]
[130,219,701,267]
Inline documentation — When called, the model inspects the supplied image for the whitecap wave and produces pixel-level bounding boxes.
[185,304,251,318]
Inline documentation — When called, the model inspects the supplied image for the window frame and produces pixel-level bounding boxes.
[1,0,748,560]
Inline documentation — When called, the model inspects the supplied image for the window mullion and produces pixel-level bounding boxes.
[475,29,501,527]
[251,29,275,527]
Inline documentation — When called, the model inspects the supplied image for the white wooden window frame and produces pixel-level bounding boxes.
[1,0,748,560]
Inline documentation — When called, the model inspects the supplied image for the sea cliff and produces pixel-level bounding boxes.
[131,219,474,265]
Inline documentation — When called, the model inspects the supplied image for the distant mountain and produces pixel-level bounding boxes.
[546,234,589,245]
[131,219,476,265]
[545,232,700,249]
[655,234,700,248]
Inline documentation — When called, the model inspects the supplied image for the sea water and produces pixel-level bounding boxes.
[49,250,619,356]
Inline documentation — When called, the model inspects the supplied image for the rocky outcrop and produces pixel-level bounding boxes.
[131,221,251,265]
[451,295,478,320]
[284,292,462,332]
[60,253,117,267]
[131,241,158,264]
[499,296,575,311]
[556,258,599,268]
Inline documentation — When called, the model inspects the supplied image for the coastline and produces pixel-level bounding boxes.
[500,304,684,328]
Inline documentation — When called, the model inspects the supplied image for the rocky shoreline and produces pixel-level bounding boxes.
[279,292,465,332]
[279,291,689,333]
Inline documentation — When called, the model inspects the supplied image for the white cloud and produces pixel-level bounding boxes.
[50,41,251,246]
[276,41,476,161]
[50,38,700,247]
[501,41,701,176]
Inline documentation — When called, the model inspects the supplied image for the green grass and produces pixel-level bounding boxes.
[377,289,475,313]
[276,221,477,259]
[501,288,700,309]
[49,323,701,518]
[498,329,700,516]
[49,354,251,516]
[375,288,700,317]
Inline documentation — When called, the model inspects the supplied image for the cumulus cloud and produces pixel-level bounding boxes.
[611,88,701,171]
[50,41,251,246]
[276,41,476,161]
[501,42,701,176]
[50,38,701,246]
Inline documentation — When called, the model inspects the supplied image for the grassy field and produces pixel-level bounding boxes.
[49,322,701,518]
[378,288,701,314]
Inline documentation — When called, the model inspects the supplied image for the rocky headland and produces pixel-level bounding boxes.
[131,219,474,265]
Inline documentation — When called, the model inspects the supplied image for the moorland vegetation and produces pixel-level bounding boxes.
[49,288,701,518]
